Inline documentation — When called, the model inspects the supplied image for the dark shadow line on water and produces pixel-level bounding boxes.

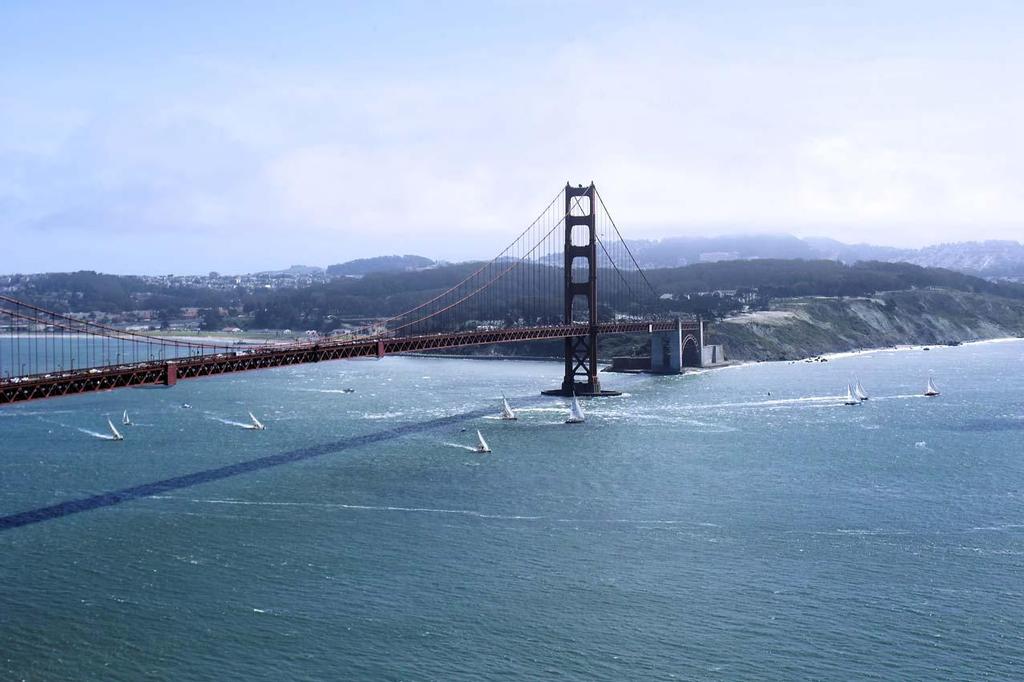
[0,400,528,532]
[951,419,1024,432]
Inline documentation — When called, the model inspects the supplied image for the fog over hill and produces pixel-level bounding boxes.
[622,236,1024,281]
[7,238,1024,284]
[311,237,1024,282]
[308,236,1024,283]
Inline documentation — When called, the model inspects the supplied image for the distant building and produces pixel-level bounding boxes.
[699,252,740,263]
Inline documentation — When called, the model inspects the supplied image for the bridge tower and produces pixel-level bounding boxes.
[543,182,618,397]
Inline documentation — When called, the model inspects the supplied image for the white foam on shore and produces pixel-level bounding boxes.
[811,337,1024,363]
[697,335,1024,369]
[963,336,1024,347]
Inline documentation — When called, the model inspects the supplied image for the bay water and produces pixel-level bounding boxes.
[2,341,1023,679]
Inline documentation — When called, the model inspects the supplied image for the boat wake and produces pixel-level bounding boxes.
[294,388,356,394]
[363,411,403,420]
[667,393,927,411]
[599,412,737,431]
[36,417,119,439]
[872,394,927,401]
[513,406,566,414]
[441,441,478,452]
[150,496,544,520]
[149,496,729,527]
[77,428,117,440]
[667,395,841,411]
[208,416,259,429]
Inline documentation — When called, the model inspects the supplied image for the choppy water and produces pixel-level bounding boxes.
[2,342,1023,680]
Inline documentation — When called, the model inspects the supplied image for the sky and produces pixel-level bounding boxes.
[2,1,1023,275]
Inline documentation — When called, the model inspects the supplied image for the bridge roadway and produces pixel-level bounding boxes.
[0,320,691,405]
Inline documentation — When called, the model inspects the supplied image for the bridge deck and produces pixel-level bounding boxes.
[0,320,692,405]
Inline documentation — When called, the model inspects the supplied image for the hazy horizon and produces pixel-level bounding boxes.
[5,230,1024,278]
[3,1,1023,274]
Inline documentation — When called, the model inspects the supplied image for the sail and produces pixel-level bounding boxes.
[249,411,265,429]
[926,377,939,395]
[855,381,868,400]
[476,430,491,452]
[501,396,516,420]
[122,410,131,425]
[568,395,586,422]
[844,385,858,405]
[107,418,124,440]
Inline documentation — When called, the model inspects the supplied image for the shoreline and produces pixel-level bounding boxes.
[806,336,1024,364]
[379,335,1024,371]
[4,333,1018,370]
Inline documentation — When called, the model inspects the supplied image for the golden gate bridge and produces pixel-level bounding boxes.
[1,183,702,406]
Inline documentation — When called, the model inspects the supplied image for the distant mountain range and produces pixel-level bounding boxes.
[623,236,1024,281]
[291,237,1024,283]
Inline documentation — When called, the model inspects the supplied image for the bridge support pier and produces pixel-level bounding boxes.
[650,318,704,373]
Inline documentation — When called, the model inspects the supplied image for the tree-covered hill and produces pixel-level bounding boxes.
[6,259,1024,333]
[325,255,434,277]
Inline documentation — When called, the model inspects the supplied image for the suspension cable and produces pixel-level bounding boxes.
[386,212,568,335]
[348,186,566,338]
[0,295,236,351]
[594,188,657,298]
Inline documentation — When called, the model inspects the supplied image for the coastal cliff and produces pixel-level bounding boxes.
[711,289,1024,361]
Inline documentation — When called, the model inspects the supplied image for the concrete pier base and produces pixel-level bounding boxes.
[541,387,622,397]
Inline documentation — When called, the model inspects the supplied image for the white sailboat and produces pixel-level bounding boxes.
[475,429,491,453]
[122,409,132,426]
[500,395,517,420]
[247,411,266,430]
[843,384,860,406]
[107,418,124,441]
[565,395,586,424]
[924,377,940,397]
[854,380,869,401]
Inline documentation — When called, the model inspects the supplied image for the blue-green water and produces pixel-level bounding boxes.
[2,342,1023,680]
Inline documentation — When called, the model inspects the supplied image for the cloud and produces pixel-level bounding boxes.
[1,3,1022,273]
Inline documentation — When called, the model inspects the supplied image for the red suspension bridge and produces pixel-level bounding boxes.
[1,183,702,405]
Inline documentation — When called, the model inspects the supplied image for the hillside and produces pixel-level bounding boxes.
[326,255,434,277]
[8,259,1024,335]
[712,289,1024,361]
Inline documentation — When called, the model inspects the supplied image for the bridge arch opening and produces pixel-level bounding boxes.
[571,256,589,284]
[682,335,701,367]
[570,224,590,246]
[570,295,590,324]
[569,195,591,217]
